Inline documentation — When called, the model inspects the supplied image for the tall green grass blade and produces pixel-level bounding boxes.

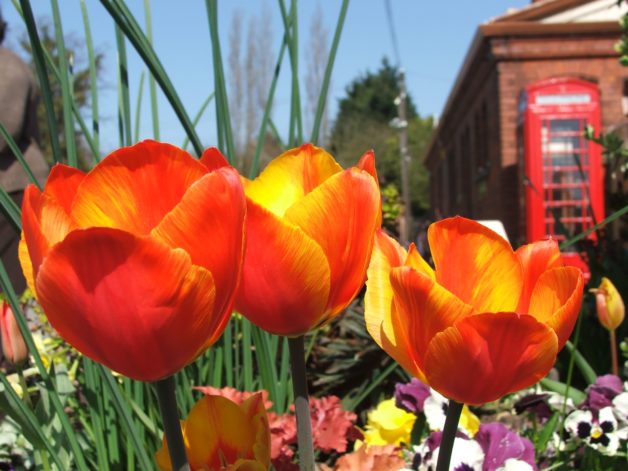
[102,385,121,467]
[269,118,286,151]
[310,0,349,144]
[50,0,78,166]
[250,37,288,178]
[0,124,42,190]
[17,0,62,163]
[560,204,628,249]
[278,336,292,412]
[0,375,66,470]
[134,72,146,143]
[123,378,136,471]
[83,358,110,471]
[205,0,235,161]
[143,0,160,140]
[99,0,203,154]
[79,0,100,159]
[0,190,21,232]
[278,0,303,145]
[116,25,132,147]
[539,378,586,404]
[223,320,233,386]
[0,260,89,470]
[564,340,597,384]
[251,326,280,412]
[242,318,253,391]
[98,366,154,470]
[182,92,215,151]
[211,347,223,386]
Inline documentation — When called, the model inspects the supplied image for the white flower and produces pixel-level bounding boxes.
[496,458,535,471]
[423,389,480,436]
[565,407,628,455]
[418,437,484,471]
[612,392,628,423]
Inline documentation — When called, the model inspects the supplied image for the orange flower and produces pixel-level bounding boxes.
[18,140,246,381]
[591,277,625,331]
[365,217,584,405]
[155,393,271,471]
[1,301,28,365]
[229,144,380,336]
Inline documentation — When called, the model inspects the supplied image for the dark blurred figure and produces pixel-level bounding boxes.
[0,8,49,294]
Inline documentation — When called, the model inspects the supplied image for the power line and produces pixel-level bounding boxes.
[384,0,401,66]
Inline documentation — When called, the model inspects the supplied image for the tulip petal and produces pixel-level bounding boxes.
[516,239,562,313]
[424,313,558,405]
[184,396,258,469]
[528,266,584,348]
[20,185,76,283]
[152,167,245,328]
[284,168,380,314]
[404,244,435,280]
[71,140,207,235]
[18,236,35,294]
[428,216,522,313]
[365,231,424,379]
[35,228,217,381]
[200,147,230,171]
[244,144,342,217]
[236,200,331,336]
[390,266,474,373]
[357,149,378,183]
[44,164,85,214]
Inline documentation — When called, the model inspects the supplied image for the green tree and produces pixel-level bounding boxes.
[330,59,434,220]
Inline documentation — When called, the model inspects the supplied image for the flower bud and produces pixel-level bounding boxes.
[591,277,625,331]
[1,302,28,365]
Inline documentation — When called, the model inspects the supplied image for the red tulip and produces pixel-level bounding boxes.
[1,301,28,365]
[19,140,246,381]
[365,217,584,405]
[208,144,381,336]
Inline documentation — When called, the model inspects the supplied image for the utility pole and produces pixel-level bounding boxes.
[395,69,413,246]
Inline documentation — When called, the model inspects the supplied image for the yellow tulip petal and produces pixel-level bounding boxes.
[404,243,435,280]
[364,230,406,350]
[528,266,584,348]
[71,140,207,234]
[236,200,331,336]
[428,216,522,313]
[515,238,562,313]
[284,168,380,315]
[244,144,342,217]
[390,266,474,374]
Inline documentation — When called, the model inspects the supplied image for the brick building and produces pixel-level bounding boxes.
[424,0,628,247]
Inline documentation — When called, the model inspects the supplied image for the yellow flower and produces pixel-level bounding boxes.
[362,399,415,446]
[591,277,625,331]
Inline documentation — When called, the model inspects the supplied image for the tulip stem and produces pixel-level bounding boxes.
[154,376,190,471]
[610,329,619,376]
[436,399,463,471]
[288,335,315,471]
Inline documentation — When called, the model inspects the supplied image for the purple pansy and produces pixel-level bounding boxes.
[395,378,431,415]
[475,423,537,471]
[582,375,624,412]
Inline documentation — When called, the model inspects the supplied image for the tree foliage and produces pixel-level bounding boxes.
[330,59,434,219]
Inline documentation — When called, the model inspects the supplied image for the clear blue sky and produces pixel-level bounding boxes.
[2,0,530,156]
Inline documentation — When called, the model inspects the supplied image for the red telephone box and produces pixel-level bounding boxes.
[519,78,604,273]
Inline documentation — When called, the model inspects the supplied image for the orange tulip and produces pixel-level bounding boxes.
[365,217,584,405]
[591,277,625,332]
[18,140,246,381]
[155,392,271,471]
[1,301,28,365]
[223,144,380,336]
